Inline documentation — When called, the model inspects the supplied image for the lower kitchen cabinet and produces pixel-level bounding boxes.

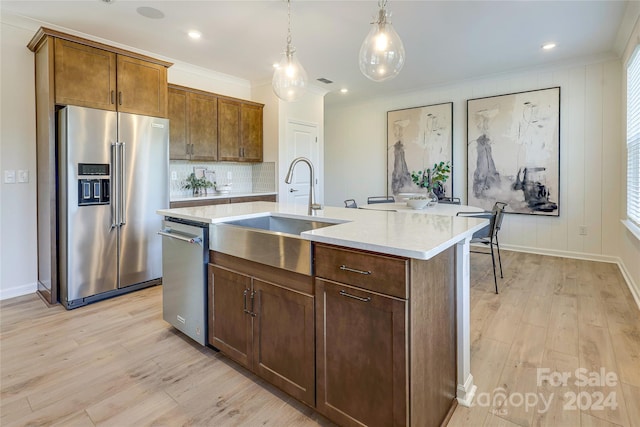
[315,279,407,427]
[209,265,252,368]
[314,243,457,427]
[208,259,315,406]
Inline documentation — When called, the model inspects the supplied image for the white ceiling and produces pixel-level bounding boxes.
[1,1,629,105]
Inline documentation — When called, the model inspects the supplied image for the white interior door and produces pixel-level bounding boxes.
[284,121,319,206]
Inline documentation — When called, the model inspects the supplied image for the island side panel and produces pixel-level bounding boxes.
[409,246,457,426]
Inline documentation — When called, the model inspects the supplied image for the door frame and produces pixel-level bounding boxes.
[279,119,323,206]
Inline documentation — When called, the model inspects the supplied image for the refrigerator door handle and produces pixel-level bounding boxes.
[120,142,127,226]
[111,142,119,228]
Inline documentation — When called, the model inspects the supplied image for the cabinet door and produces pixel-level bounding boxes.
[240,103,263,162]
[168,87,189,160]
[189,93,218,161]
[252,279,315,406]
[218,98,241,161]
[116,55,167,118]
[54,38,117,110]
[315,279,407,427]
[209,265,252,369]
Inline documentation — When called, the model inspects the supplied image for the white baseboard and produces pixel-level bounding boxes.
[616,260,640,310]
[0,282,37,301]
[499,244,640,310]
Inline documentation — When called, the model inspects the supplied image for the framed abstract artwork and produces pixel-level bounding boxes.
[387,102,453,198]
[467,87,560,216]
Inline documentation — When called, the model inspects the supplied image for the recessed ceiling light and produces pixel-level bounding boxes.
[272,63,280,69]
[188,30,202,40]
[340,88,348,94]
[136,6,164,19]
[542,42,556,50]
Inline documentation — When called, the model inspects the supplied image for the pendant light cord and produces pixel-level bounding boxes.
[286,0,292,53]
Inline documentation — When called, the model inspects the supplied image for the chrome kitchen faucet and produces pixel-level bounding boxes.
[285,157,321,216]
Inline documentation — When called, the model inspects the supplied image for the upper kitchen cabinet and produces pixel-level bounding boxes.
[168,85,218,161]
[240,103,264,162]
[168,87,189,160]
[218,97,264,163]
[169,85,264,163]
[29,28,171,118]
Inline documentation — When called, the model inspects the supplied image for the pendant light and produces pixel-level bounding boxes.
[359,0,405,82]
[272,0,307,102]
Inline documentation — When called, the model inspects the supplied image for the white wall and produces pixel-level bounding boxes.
[0,19,38,299]
[325,58,640,294]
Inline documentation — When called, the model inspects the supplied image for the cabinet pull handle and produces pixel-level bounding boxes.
[243,289,257,316]
[339,290,371,302]
[339,265,372,275]
[118,91,123,105]
[249,290,257,317]
[110,90,115,104]
[243,289,251,315]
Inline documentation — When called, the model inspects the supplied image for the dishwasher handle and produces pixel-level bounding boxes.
[158,229,203,245]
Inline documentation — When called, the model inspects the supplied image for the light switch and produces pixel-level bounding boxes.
[227,171,232,180]
[18,170,29,183]
[4,170,15,184]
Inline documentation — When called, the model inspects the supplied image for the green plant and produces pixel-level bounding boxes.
[410,161,451,190]
[182,173,214,192]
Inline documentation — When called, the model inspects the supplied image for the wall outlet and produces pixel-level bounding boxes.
[17,170,29,183]
[4,170,15,184]
[578,225,588,236]
[227,171,232,180]
[171,171,177,181]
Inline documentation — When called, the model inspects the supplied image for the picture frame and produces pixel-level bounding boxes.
[387,102,454,198]
[467,87,560,216]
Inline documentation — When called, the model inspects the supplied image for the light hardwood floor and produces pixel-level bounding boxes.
[1,251,639,427]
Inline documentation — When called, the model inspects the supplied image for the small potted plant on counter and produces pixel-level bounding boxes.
[183,172,214,196]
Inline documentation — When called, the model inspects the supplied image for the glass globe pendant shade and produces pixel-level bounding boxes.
[359,8,405,82]
[272,47,308,102]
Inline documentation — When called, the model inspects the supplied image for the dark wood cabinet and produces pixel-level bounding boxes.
[315,278,407,427]
[252,278,315,405]
[240,103,263,162]
[209,265,252,368]
[52,36,167,117]
[218,98,241,161]
[168,85,218,161]
[54,38,116,111]
[168,87,188,160]
[216,97,264,162]
[314,243,457,427]
[116,55,167,117]
[189,92,218,161]
[168,85,263,162]
[209,255,315,406]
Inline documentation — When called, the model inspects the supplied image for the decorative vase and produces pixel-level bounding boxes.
[426,188,438,206]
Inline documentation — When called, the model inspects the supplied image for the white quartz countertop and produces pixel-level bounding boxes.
[157,201,488,260]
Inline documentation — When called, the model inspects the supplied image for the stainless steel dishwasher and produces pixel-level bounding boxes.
[158,218,209,345]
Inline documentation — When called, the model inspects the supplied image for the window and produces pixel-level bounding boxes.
[626,47,640,232]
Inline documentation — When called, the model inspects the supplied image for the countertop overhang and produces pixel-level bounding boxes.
[157,201,488,260]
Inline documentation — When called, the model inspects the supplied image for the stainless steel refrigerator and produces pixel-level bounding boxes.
[58,106,169,309]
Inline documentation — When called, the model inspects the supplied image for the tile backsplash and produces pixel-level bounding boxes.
[169,161,276,198]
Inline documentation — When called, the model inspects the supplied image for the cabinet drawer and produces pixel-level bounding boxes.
[314,244,408,299]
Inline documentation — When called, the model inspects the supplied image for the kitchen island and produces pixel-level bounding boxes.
[157,201,486,426]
